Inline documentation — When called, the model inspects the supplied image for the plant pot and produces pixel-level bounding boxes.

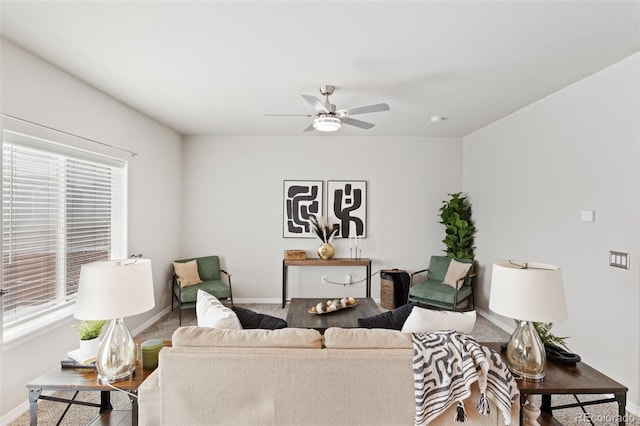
[317,242,335,260]
[79,337,100,357]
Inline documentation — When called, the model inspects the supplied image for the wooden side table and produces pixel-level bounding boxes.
[27,340,170,426]
[483,342,628,426]
[282,258,372,308]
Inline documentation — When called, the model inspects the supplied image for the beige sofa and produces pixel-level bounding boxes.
[138,327,519,426]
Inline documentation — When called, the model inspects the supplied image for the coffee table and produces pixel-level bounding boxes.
[286,297,383,333]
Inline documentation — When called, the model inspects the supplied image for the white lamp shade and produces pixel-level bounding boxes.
[75,259,155,320]
[489,260,567,323]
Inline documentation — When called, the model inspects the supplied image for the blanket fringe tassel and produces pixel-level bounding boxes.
[477,393,490,416]
[454,401,468,423]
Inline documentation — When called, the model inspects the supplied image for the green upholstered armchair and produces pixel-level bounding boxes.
[407,255,475,311]
[171,255,233,325]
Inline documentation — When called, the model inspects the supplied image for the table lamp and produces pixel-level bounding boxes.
[75,258,155,384]
[489,260,567,381]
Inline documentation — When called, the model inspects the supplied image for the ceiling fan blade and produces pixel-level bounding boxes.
[338,103,390,116]
[341,117,375,130]
[263,113,313,117]
[303,123,316,132]
[301,95,330,112]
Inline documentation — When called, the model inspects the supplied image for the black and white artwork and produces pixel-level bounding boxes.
[283,180,323,238]
[327,180,367,238]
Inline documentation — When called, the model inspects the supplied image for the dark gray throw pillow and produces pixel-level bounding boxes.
[231,306,287,330]
[357,302,417,330]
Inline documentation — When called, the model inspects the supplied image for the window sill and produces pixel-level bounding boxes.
[2,305,77,351]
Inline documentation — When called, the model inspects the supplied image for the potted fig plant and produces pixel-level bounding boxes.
[439,192,475,260]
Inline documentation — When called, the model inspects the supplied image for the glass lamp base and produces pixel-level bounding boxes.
[96,317,136,384]
[98,370,134,385]
[505,320,546,382]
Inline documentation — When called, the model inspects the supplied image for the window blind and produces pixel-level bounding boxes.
[2,131,126,331]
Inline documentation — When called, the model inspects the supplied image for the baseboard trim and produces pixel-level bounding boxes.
[131,306,171,337]
[627,401,640,417]
[2,401,29,425]
[475,307,515,334]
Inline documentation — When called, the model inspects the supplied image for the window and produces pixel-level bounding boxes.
[2,128,126,338]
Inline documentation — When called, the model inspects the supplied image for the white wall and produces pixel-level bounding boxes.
[181,135,462,302]
[464,53,640,407]
[0,39,182,419]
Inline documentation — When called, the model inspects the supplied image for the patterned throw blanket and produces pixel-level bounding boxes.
[411,331,519,425]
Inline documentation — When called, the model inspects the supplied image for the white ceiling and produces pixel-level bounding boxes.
[1,1,639,137]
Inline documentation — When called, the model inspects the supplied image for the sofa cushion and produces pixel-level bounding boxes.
[443,259,473,288]
[357,302,416,330]
[323,327,412,349]
[401,307,476,334]
[172,326,323,349]
[196,290,242,329]
[409,280,473,306]
[173,259,202,287]
[231,306,287,330]
[178,280,231,303]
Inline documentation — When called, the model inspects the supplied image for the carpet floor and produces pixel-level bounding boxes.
[9,304,631,425]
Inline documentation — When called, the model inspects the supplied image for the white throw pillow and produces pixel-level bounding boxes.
[196,290,242,329]
[443,259,472,288]
[401,307,476,334]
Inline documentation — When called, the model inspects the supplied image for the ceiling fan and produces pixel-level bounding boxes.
[265,85,390,132]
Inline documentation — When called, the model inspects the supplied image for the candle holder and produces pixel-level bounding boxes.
[354,235,362,259]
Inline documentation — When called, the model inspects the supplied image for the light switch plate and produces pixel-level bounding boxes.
[609,251,629,269]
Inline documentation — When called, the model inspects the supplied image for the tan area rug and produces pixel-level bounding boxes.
[9,305,634,425]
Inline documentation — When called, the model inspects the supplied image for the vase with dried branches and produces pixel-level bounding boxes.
[310,215,338,260]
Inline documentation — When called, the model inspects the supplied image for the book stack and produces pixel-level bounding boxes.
[61,348,97,369]
[61,358,96,369]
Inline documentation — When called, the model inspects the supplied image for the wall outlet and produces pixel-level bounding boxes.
[321,275,327,283]
[345,274,352,284]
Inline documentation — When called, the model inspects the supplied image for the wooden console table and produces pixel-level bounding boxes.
[282,258,372,308]
[483,342,628,426]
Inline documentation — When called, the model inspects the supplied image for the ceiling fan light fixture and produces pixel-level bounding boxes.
[313,116,342,132]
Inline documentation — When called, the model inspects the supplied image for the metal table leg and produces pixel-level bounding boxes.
[29,388,42,426]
